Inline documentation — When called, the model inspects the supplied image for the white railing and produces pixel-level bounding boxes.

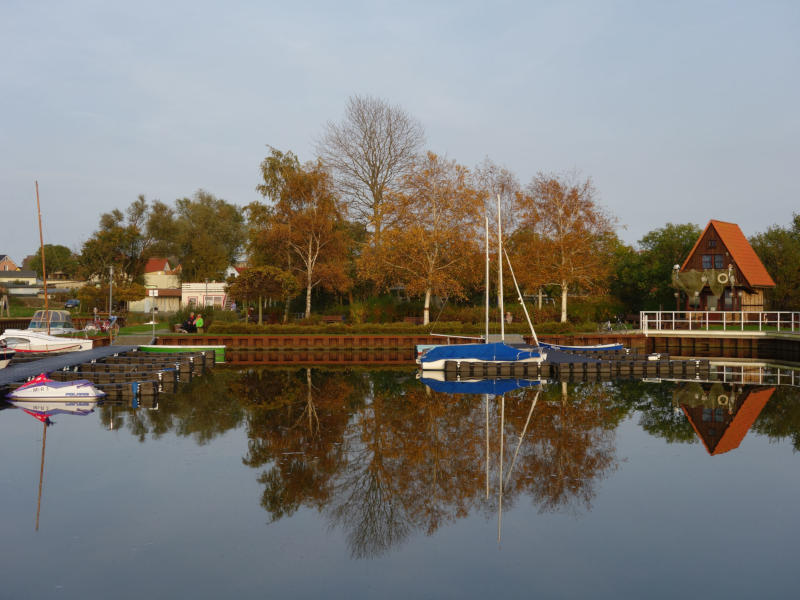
[711,363,800,388]
[640,311,800,334]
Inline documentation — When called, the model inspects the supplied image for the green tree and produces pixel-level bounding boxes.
[25,244,79,278]
[169,190,246,282]
[610,222,701,313]
[79,195,159,283]
[750,214,800,310]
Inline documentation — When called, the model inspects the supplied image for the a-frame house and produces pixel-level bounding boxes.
[675,220,775,311]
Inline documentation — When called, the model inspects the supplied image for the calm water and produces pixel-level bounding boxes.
[2,366,800,599]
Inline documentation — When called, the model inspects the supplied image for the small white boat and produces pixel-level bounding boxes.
[8,398,100,419]
[0,329,94,354]
[538,341,625,352]
[7,373,106,400]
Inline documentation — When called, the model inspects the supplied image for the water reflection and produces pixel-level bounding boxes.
[5,398,100,531]
[674,383,775,455]
[9,365,797,558]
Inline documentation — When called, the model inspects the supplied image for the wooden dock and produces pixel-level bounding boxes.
[0,346,216,405]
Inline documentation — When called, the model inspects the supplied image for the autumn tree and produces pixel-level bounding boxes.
[512,173,617,322]
[226,266,298,325]
[76,280,146,313]
[252,148,352,319]
[317,95,425,238]
[360,152,484,325]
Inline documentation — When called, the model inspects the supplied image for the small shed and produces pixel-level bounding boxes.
[673,220,775,311]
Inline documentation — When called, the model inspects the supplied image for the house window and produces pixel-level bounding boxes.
[702,255,712,269]
[714,255,724,269]
[188,297,197,306]
[708,238,717,248]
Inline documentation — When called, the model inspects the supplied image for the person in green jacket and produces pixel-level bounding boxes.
[195,314,204,333]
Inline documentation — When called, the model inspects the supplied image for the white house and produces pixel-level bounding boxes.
[182,282,228,309]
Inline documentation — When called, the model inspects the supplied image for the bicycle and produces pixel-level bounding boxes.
[83,315,120,336]
[597,316,630,333]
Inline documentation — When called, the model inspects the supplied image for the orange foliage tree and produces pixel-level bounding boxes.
[251,148,352,319]
[512,173,617,322]
[360,152,485,325]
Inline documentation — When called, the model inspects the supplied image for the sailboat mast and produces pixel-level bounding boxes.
[35,181,50,336]
[485,216,490,342]
[36,420,47,531]
[497,194,504,341]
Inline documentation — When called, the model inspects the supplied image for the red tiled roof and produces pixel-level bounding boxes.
[154,289,181,297]
[145,258,170,273]
[681,220,775,288]
[682,387,774,456]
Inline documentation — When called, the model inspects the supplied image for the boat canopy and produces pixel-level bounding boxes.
[28,310,75,331]
[419,342,541,364]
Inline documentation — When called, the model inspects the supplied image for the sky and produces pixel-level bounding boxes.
[2,0,798,265]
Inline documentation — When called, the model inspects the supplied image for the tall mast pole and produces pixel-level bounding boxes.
[497,194,504,341]
[485,215,490,342]
[36,181,50,335]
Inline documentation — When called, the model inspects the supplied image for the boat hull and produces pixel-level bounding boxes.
[417,342,545,371]
[0,329,94,354]
[7,374,106,400]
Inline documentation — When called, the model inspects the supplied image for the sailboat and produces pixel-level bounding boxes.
[417,195,546,370]
[0,183,95,355]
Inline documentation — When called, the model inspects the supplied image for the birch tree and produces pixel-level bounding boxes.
[252,148,351,319]
[360,152,484,325]
[513,173,616,323]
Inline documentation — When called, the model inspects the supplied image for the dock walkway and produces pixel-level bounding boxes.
[0,346,137,387]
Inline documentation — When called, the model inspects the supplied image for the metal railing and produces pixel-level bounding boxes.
[640,311,800,334]
[711,363,800,388]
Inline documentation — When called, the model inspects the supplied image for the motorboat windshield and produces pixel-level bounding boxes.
[28,310,76,334]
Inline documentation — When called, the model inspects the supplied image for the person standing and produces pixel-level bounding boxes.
[195,313,204,334]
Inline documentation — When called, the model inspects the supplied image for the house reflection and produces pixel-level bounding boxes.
[673,382,775,455]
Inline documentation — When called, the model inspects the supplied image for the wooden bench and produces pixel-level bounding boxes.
[322,315,345,324]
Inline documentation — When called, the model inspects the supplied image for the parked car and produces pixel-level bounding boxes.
[64,298,80,309]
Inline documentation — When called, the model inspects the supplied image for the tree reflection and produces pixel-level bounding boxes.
[500,382,622,515]
[239,371,624,557]
[103,367,799,558]
[96,369,245,443]
[236,367,364,521]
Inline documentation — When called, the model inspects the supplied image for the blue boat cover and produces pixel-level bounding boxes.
[420,378,540,395]
[419,342,541,364]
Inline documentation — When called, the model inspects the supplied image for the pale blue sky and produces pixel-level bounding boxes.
[2,0,798,264]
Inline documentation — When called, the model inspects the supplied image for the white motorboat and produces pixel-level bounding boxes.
[26,309,79,335]
[0,329,94,354]
[8,398,100,419]
[7,373,106,400]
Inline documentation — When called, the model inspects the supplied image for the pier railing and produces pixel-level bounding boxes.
[640,311,800,334]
